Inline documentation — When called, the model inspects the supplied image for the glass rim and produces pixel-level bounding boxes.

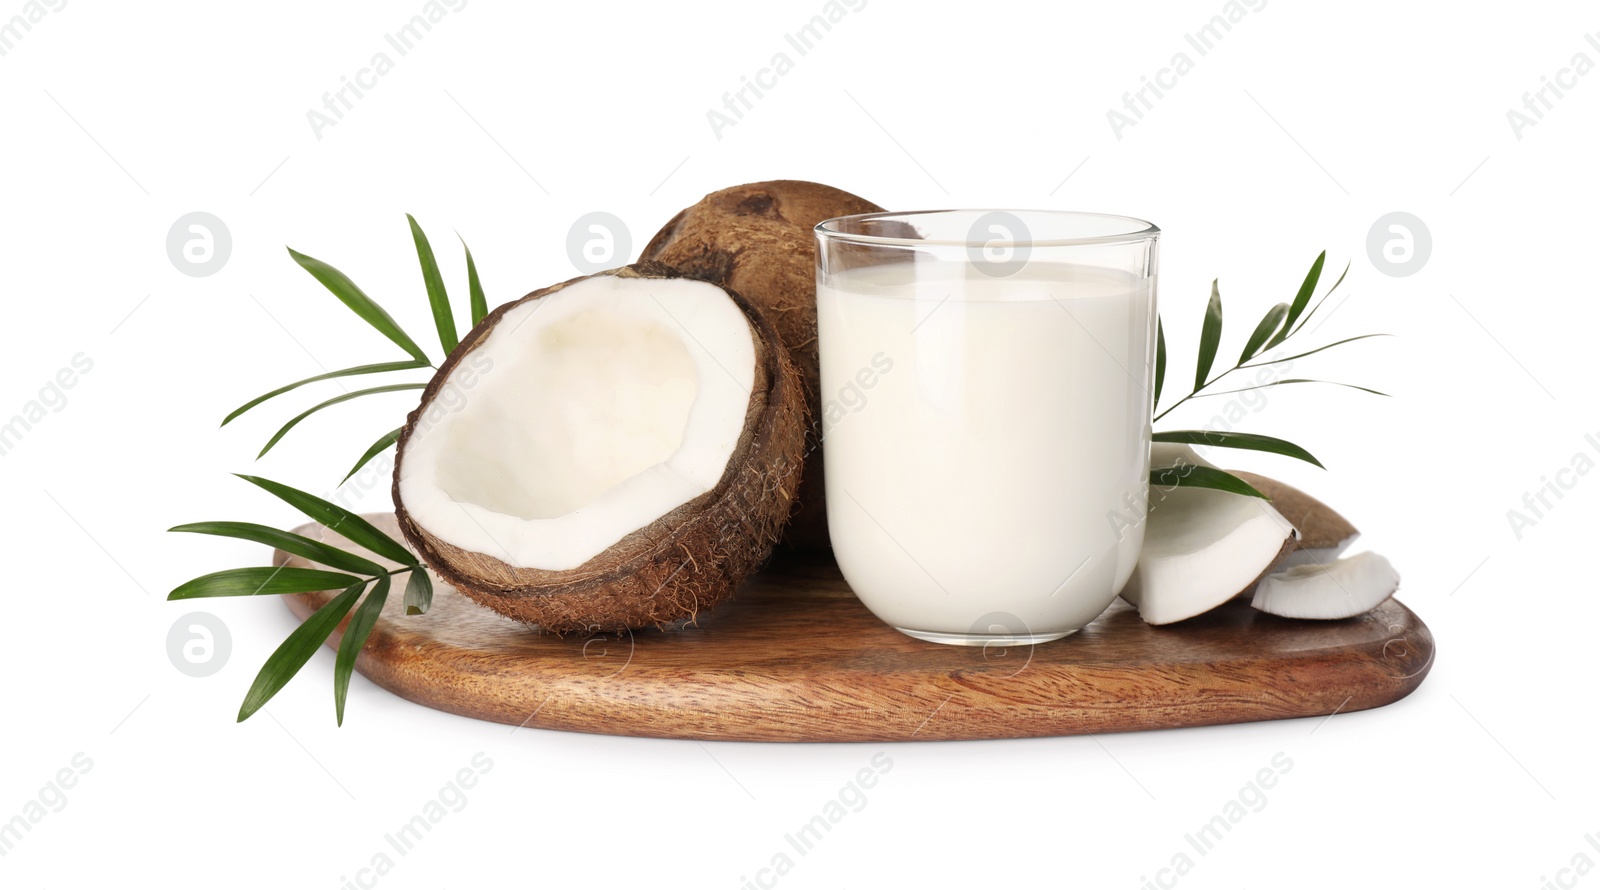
[815,208,1160,249]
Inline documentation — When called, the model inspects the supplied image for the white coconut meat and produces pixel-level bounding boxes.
[1119,444,1298,625]
[1252,551,1400,619]
[396,274,756,571]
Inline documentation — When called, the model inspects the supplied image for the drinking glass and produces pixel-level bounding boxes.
[814,210,1159,645]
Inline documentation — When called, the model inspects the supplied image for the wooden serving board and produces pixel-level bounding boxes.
[281,515,1434,742]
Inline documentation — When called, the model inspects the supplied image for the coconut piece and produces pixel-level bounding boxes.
[1119,444,1298,625]
[642,180,886,550]
[1251,551,1400,619]
[392,262,806,633]
[1231,470,1359,569]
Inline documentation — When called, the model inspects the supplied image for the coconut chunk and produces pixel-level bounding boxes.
[1119,444,1298,625]
[1251,551,1400,620]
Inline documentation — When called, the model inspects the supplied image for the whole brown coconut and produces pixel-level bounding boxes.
[392,263,807,633]
[642,180,887,550]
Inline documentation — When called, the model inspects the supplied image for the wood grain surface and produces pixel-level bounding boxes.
[281,515,1434,742]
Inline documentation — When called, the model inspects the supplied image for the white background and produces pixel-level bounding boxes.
[2,1,1595,887]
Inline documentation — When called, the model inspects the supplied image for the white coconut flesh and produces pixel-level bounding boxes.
[1251,551,1400,620]
[396,274,756,571]
[1119,444,1298,625]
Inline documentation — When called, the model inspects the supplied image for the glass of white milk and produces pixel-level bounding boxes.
[814,210,1158,646]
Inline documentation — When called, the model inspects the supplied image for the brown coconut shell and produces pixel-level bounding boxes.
[642,180,887,550]
[392,262,807,634]
[1231,471,1359,553]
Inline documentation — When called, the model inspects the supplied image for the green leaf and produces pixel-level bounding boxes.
[169,522,385,575]
[1198,378,1390,399]
[334,575,389,726]
[1153,319,1167,411]
[238,581,365,722]
[343,427,405,484]
[1195,280,1223,390]
[1243,333,1391,368]
[1149,465,1267,499]
[235,475,418,566]
[168,566,360,600]
[403,569,433,616]
[1289,260,1350,338]
[463,237,488,327]
[1239,303,1289,363]
[256,383,426,459]
[220,360,429,427]
[287,247,432,365]
[408,215,458,355]
[1271,251,1326,347]
[1151,430,1324,469]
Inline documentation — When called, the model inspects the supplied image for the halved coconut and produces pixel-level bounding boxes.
[1119,444,1298,625]
[1252,551,1400,619]
[392,263,806,633]
[642,180,887,550]
[1231,470,1359,570]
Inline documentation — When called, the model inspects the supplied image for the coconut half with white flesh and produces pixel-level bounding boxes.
[1252,551,1400,619]
[392,263,806,633]
[1231,470,1360,570]
[1119,444,1299,625]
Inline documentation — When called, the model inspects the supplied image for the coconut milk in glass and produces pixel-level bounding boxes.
[814,211,1158,645]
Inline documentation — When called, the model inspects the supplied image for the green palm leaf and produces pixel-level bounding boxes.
[343,427,405,483]
[237,581,365,722]
[1243,334,1391,368]
[256,384,425,459]
[221,360,427,427]
[1149,465,1266,499]
[168,522,385,575]
[168,566,361,600]
[334,575,390,725]
[1239,303,1289,363]
[463,237,488,326]
[407,215,458,354]
[1288,261,1350,338]
[1153,319,1167,410]
[234,475,418,566]
[1270,251,1326,348]
[1194,280,1223,390]
[1198,378,1390,399]
[1151,430,1323,468]
[403,569,433,616]
[287,247,431,365]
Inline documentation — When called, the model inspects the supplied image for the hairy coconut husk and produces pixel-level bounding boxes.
[393,262,807,633]
[642,180,888,550]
